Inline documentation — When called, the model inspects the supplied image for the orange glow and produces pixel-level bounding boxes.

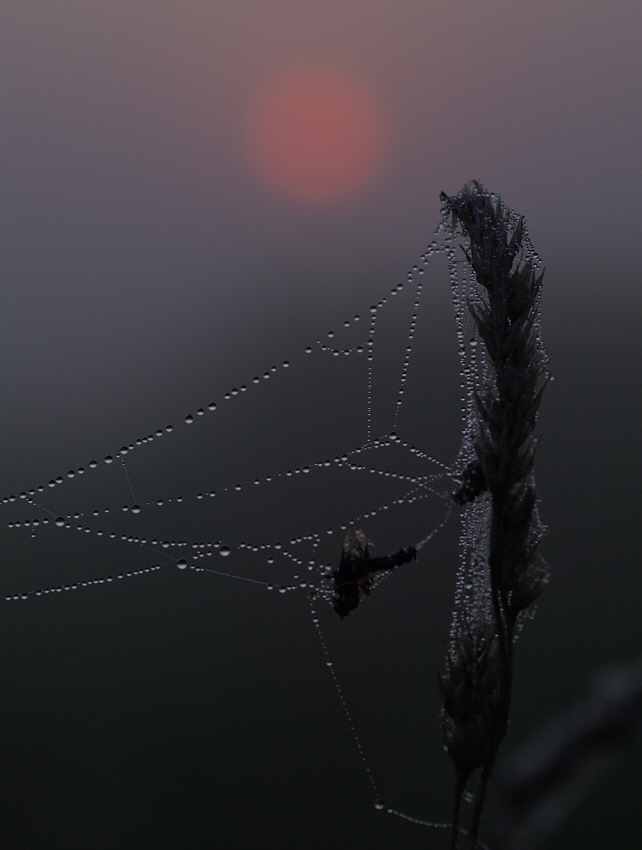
[244,66,388,207]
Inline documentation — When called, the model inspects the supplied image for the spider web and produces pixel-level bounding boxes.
[3,227,463,607]
[0,206,493,848]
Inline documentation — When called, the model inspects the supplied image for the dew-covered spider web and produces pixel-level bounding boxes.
[2,190,543,849]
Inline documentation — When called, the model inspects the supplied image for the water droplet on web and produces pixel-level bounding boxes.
[0,197,487,841]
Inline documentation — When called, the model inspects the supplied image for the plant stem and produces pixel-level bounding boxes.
[438,182,549,850]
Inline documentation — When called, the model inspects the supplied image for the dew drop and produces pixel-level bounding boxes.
[55,517,66,527]
[177,559,188,570]
[219,545,231,557]
[374,799,386,811]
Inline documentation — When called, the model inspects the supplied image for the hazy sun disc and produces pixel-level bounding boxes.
[244,66,388,207]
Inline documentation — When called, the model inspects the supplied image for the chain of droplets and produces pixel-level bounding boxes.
[4,212,502,843]
[6,390,450,583]
[4,487,450,605]
[308,215,494,834]
[2,209,459,511]
[391,238,441,428]
[308,598,382,796]
[6,453,449,602]
[310,594,460,835]
[5,225,458,604]
[8,427,449,526]
[337,202,512,837]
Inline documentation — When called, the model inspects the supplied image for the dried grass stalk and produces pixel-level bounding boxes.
[438,182,550,849]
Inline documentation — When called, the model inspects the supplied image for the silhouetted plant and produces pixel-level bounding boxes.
[438,182,550,849]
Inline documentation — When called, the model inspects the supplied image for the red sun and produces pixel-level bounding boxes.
[244,66,388,207]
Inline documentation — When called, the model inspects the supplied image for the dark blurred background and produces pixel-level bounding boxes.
[1,3,640,848]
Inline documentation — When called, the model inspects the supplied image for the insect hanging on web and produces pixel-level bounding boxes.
[451,457,487,505]
[329,526,417,618]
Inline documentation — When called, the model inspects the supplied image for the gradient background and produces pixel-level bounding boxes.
[1,3,640,848]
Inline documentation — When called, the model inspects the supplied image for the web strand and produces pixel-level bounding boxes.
[2,205,485,840]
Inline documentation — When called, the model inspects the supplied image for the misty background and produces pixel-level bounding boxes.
[2,3,640,849]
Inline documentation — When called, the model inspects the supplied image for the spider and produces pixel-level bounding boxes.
[329,526,417,618]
